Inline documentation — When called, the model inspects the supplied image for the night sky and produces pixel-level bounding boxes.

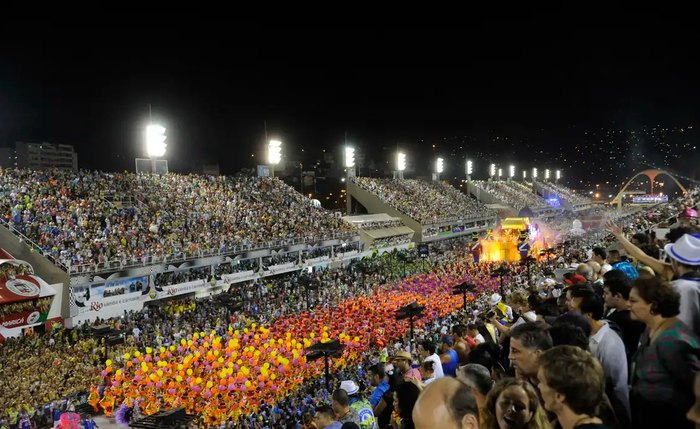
[2,26,699,189]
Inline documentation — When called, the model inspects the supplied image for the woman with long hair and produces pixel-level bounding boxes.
[482,378,552,429]
[629,276,700,429]
[392,382,421,429]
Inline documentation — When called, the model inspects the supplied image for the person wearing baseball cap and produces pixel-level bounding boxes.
[393,350,422,383]
[439,336,459,378]
[665,233,700,337]
[339,380,376,429]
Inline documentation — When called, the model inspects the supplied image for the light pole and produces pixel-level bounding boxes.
[465,160,473,182]
[345,146,355,213]
[145,124,167,173]
[490,164,496,180]
[435,157,444,182]
[395,303,425,353]
[396,152,406,179]
[267,140,282,177]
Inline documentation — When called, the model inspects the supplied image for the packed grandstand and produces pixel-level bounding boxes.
[351,177,495,224]
[471,180,551,211]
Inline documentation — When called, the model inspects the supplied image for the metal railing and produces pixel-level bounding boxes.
[0,219,70,271]
[65,231,359,276]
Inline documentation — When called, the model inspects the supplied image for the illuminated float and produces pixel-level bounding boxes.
[479,217,541,262]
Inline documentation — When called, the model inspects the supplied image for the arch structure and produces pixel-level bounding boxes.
[611,169,688,205]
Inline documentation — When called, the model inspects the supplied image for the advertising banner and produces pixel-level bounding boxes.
[221,271,257,284]
[0,276,42,304]
[0,310,48,329]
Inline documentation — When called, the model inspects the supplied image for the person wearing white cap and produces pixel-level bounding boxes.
[665,233,700,337]
[339,380,377,429]
[489,293,514,323]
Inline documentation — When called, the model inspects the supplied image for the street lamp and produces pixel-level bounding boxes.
[509,165,515,179]
[556,169,561,182]
[268,140,282,176]
[498,168,503,180]
[545,169,551,181]
[522,170,527,180]
[490,163,496,179]
[532,168,538,180]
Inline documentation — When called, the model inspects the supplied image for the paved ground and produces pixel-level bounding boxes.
[93,415,122,428]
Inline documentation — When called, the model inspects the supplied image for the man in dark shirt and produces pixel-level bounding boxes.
[602,271,645,362]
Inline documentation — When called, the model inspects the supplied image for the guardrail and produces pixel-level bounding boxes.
[65,231,359,276]
[0,219,71,271]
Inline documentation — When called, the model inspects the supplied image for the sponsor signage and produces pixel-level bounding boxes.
[221,271,258,284]
[160,280,205,298]
[0,276,42,304]
[632,194,668,204]
[0,310,47,329]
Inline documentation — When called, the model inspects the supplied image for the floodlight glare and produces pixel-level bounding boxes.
[498,168,503,178]
[523,170,527,179]
[466,160,473,175]
[436,157,444,174]
[532,168,538,179]
[509,165,515,178]
[268,140,282,165]
[145,124,167,158]
[556,169,561,180]
[490,163,496,177]
[545,169,551,180]
[397,152,406,171]
[345,147,355,168]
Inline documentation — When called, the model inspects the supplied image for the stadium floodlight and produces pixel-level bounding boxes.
[545,169,551,180]
[523,170,527,179]
[556,169,561,180]
[268,140,282,165]
[345,147,355,168]
[397,152,406,171]
[498,168,503,178]
[436,157,444,174]
[490,163,496,177]
[466,160,473,176]
[509,165,515,178]
[532,168,538,179]
[145,124,167,158]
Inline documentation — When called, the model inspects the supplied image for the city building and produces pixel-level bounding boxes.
[0,142,78,170]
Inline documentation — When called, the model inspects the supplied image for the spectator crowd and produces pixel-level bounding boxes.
[0,169,356,273]
[353,178,494,225]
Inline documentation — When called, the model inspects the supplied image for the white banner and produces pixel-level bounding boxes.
[222,271,258,284]
[266,262,296,275]
[158,280,206,299]
[305,255,330,265]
